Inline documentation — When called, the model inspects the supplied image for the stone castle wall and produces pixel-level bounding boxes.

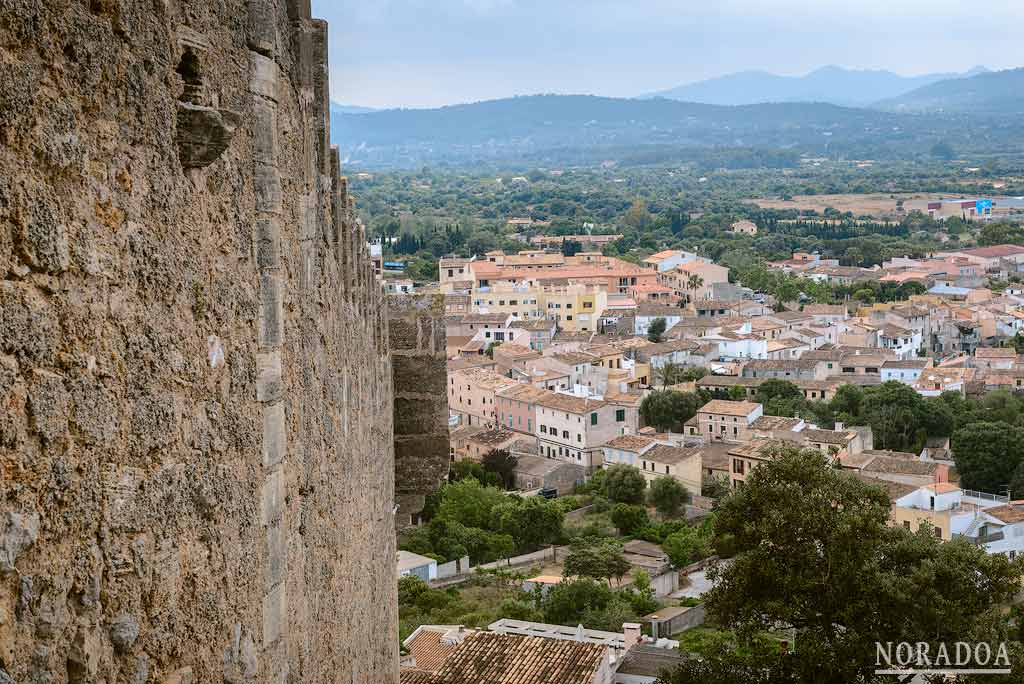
[389,294,452,527]
[0,1,400,681]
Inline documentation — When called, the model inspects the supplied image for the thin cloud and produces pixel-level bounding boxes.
[315,0,1024,108]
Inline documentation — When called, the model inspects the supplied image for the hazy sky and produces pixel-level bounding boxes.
[314,0,1024,109]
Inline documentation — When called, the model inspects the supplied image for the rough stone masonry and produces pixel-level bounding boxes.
[0,0,447,681]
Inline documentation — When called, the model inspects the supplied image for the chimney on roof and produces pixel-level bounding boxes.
[835,421,844,431]
[622,623,642,649]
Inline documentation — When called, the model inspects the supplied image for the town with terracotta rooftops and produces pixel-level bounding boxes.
[367,234,1024,680]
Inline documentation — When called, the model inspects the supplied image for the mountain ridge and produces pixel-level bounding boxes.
[329,93,1024,168]
[875,68,1024,113]
[641,65,988,106]
[330,102,378,115]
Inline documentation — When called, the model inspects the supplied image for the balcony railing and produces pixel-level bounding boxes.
[962,490,1010,504]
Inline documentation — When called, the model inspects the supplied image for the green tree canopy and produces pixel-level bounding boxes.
[701,474,731,501]
[662,524,712,567]
[754,379,806,417]
[541,578,615,626]
[491,495,565,552]
[647,317,668,342]
[755,379,803,405]
[953,421,1024,493]
[979,221,1024,247]
[624,198,654,231]
[603,464,648,504]
[640,390,701,432]
[833,381,954,452]
[436,478,509,530]
[563,537,632,585]
[681,367,709,382]
[691,445,1022,683]
[481,448,519,490]
[423,517,515,564]
[647,476,689,518]
[654,362,688,388]
[450,459,502,488]
[610,503,650,535]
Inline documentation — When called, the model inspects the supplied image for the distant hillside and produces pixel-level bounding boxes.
[642,66,986,107]
[329,93,1024,169]
[330,102,378,116]
[876,68,1024,114]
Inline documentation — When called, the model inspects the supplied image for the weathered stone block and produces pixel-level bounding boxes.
[394,435,450,490]
[247,0,277,56]
[130,392,177,451]
[249,53,279,101]
[71,379,119,446]
[164,667,194,684]
[264,521,285,592]
[393,397,448,436]
[0,512,40,573]
[286,0,312,21]
[299,240,317,293]
[20,200,69,273]
[392,353,446,389]
[251,101,278,166]
[260,468,284,526]
[109,614,140,652]
[0,282,59,364]
[255,350,282,402]
[2,3,406,682]
[223,624,258,683]
[262,401,286,468]
[254,164,282,214]
[262,583,285,645]
[388,319,419,352]
[176,102,241,169]
[67,625,100,682]
[27,369,69,446]
[255,217,281,269]
[258,273,283,349]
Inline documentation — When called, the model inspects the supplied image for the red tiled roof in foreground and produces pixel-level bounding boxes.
[406,632,606,684]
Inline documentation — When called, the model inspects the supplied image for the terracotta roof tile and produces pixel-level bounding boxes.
[644,444,701,466]
[985,503,1024,524]
[535,392,606,413]
[401,670,438,684]
[406,629,461,673]
[604,434,657,452]
[698,399,761,416]
[432,632,605,684]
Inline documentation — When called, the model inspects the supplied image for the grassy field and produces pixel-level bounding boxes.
[753,192,946,217]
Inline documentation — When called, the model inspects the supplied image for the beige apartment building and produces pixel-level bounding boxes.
[541,284,608,332]
[658,261,730,302]
[535,392,627,470]
[731,220,758,235]
[697,399,764,443]
[448,367,519,428]
[468,282,609,332]
[440,256,473,292]
[470,284,543,320]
